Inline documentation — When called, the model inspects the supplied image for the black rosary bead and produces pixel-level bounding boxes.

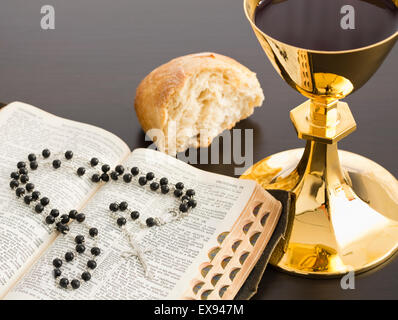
[50,209,60,217]
[87,260,97,269]
[138,176,147,186]
[59,278,69,288]
[62,224,70,234]
[130,211,140,220]
[146,217,156,227]
[174,189,183,198]
[42,149,51,158]
[76,213,86,223]
[71,279,81,289]
[89,227,98,237]
[175,182,184,190]
[150,182,160,191]
[123,173,132,183]
[19,167,28,175]
[81,271,91,281]
[77,167,86,176]
[28,153,36,162]
[101,164,110,173]
[68,210,77,219]
[159,177,168,185]
[26,182,35,192]
[65,251,74,262]
[119,201,128,211]
[60,214,70,224]
[110,171,119,181]
[17,161,26,169]
[10,171,19,179]
[56,223,69,234]
[131,167,139,176]
[64,150,73,160]
[181,195,189,202]
[20,174,29,184]
[10,179,19,189]
[161,185,170,194]
[109,202,119,212]
[40,197,50,206]
[91,247,101,256]
[24,195,32,205]
[53,268,62,278]
[35,204,44,213]
[52,159,61,169]
[76,244,85,254]
[91,173,101,183]
[146,172,155,181]
[31,191,40,200]
[53,258,63,268]
[186,189,195,197]
[115,165,124,175]
[75,235,85,244]
[23,195,32,204]
[117,217,127,226]
[101,173,110,182]
[90,157,99,167]
[29,161,38,170]
[188,199,197,208]
[15,187,25,197]
[179,203,189,213]
[45,215,55,224]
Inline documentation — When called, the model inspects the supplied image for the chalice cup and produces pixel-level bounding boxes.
[243,0,398,276]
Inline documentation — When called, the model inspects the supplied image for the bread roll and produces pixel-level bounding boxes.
[134,52,264,154]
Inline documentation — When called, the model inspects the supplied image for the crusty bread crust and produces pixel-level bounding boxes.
[134,52,264,153]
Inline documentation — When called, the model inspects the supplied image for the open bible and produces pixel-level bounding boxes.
[0,102,281,300]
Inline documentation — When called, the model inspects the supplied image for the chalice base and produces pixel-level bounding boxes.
[241,147,398,277]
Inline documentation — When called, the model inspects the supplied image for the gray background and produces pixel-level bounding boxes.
[0,0,397,299]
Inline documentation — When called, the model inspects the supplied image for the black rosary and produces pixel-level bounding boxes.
[9,149,197,289]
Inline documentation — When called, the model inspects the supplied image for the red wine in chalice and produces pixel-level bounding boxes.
[255,0,397,51]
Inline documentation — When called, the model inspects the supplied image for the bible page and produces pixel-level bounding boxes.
[5,148,257,299]
[0,102,130,298]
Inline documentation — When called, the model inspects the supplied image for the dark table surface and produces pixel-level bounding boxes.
[1,0,397,299]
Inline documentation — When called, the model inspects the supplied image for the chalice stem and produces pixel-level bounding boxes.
[293,140,347,197]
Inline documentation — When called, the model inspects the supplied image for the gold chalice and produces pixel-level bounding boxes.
[242,0,398,276]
